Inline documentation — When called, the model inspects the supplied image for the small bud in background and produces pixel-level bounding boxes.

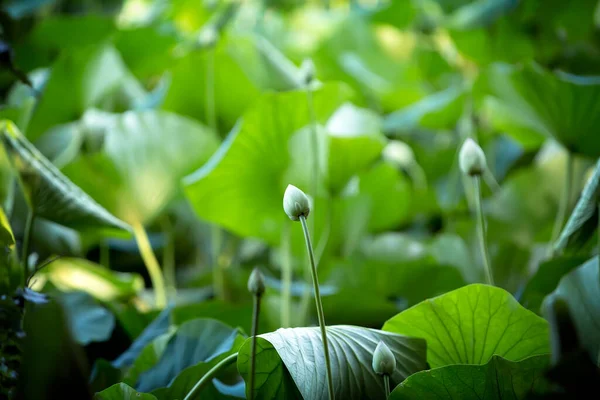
[372,341,395,376]
[382,140,415,169]
[198,25,219,48]
[459,138,487,176]
[247,268,265,297]
[283,184,310,221]
[300,58,315,86]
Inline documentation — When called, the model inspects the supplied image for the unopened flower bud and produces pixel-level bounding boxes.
[372,341,395,376]
[247,268,265,297]
[459,138,486,176]
[283,184,310,221]
[382,140,415,168]
[300,58,315,86]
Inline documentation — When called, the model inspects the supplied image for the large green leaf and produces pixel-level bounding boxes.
[484,63,600,157]
[58,291,115,346]
[0,120,129,231]
[95,383,157,400]
[61,109,219,224]
[543,257,600,364]
[554,159,600,253]
[389,355,551,400]
[33,258,143,301]
[238,325,427,400]
[136,318,245,393]
[184,83,351,244]
[383,284,550,368]
[26,44,145,141]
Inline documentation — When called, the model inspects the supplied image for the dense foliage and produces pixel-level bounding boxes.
[1,0,600,399]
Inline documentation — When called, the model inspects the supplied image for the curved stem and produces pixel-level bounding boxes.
[299,215,334,400]
[160,216,176,296]
[21,210,34,284]
[281,221,292,327]
[249,295,262,400]
[183,352,238,400]
[384,375,391,398]
[132,221,167,309]
[474,177,494,286]
[549,152,574,254]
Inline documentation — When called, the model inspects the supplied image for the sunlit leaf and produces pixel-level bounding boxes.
[383,284,550,368]
[238,325,427,400]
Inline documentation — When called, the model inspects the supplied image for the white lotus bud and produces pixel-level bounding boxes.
[283,184,310,221]
[459,138,486,176]
[382,140,415,168]
[247,268,265,297]
[372,341,395,376]
[300,58,315,86]
[198,26,219,48]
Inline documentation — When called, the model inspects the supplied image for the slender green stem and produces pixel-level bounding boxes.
[249,294,262,400]
[281,221,292,327]
[384,375,391,398]
[206,47,217,133]
[549,152,574,254]
[299,215,334,400]
[474,177,494,286]
[211,225,226,301]
[99,240,110,269]
[161,217,176,296]
[21,210,34,284]
[132,221,167,309]
[183,352,238,400]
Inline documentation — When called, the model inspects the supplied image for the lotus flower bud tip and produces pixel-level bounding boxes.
[247,268,265,296]
[283,184,310,221]
[372,341,395,376]
[300,58,315,85]
[459,138,486,176]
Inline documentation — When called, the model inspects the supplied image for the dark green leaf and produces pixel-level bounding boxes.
[59,291,115,346]
[94,383,157,400]
[0,120,130,231]
[389,354,551,400]
[383,284,550,368]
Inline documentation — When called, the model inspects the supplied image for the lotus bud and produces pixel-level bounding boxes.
[283,184,310,221]
[198,25,219,48]
[372,341,395,376]
[459,138,486,176]
[300,58,315,86]
[247,268,265,297]
[382,140,415,169]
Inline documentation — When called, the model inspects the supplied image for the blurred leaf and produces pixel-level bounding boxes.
[90,359,122,394]
[172,301,253,335]
[0,120,130,231]
[446,0,518,30]
[389,354,551,400]
[95,383,157,400]
[18,299,92,400]
[238,326,427,400]
[383,85,465,134]
[383,284,550,368]
[136,318,245,392]
[61,109,219,224]
[1,0,57,18]
[325,103,385,193]
[358,161,412,231]
[521,256,588,313]
[184,83,351,244]
[485,63,600,157]
[27,44,145,141]
[0,206,14,246]
[543,257,600,364]
[59,291,115,346]
[370,0,418,30]
[554,159,600,253]
[35,258,143,301]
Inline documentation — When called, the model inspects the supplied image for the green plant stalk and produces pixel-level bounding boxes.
[211,225,227,300]
[249,294,262,400]
[384,375,391,398]
[132,221,167,309]
[299,215,334,400]
[549,152,574,254]
[474,177,494,286]
[161,217,176,296]
[21,210,34,284]
[281,221,292,327]
[183,352,238,400]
